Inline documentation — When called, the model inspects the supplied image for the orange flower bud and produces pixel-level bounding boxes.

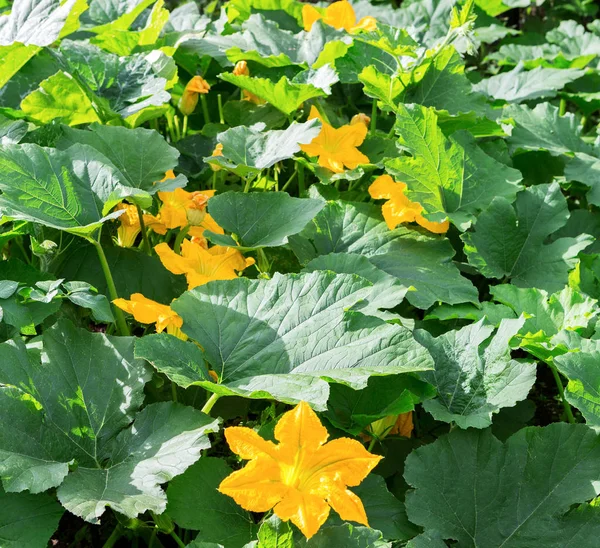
[178,76,210,116]
[233,61,250,76]
[351,113,371,127]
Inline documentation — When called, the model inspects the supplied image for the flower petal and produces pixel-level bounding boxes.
[274,401,328,454]
[274,488,330,539]
[327,484,369,526]
[154,242,193,275]
[218,454,288,512]
[225,426,279,460]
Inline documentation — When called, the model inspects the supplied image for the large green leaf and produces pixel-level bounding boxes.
[0,143,125,236]
[385,104,522,229]
[473,64,585,103]
[404,424,600,547]
[301,525,390,547]
[206,191,325,248]
[82,0,156,29]
[0,0,80,46]
[0,43,41,89]
[290,199,478,309]
[166,458,257,548]
[58,123,184,206]
[415,317,536,428]
[0,486,64,548]
[404,47,489,116]
[20,71,102,126]
[505,102,592,155]
[0,320,219,522]
[565,153,600,207]
[219,73,327,115]
[555,337,600,427]
[0,113,27,144]
[206,120,321,173]
[462,183,593,292]
[169,272,433,410]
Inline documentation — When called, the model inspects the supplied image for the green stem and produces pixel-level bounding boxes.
[370,99,377,132]
[549,363,576,424]
[281,167,297,193]
[136,205,152,256]
[257,248,270,276]
[148,529,157,548]
[170,531,186,548]
[212,171,218,190]
[166,114,177,143]
[89,234,130,336]
[173,115,182,142]
[182,115,189,139]
[217,94,225,124]
[201,94,211,125]
[297,163,305,196]
[367,437,377,452]
[171,382,178,403]
[174,226,190,254]
[201,393,220,414]
[102,525,122,548]
[559,97,567,116]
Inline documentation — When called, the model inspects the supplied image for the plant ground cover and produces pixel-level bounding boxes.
[1,0,600,545]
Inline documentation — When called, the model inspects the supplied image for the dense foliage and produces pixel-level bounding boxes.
[0,0,600,545]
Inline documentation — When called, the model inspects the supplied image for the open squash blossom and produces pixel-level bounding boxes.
[302,0,376,33]
[300,106,369,173]
[219,401,381,539]
[114,203,167,248]
[179,76,210,116]
[113,294,186,339]
[369,175,449,234]
[155,239,254,289]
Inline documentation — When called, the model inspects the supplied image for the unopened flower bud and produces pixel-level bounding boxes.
[351,113,371,127]
[233,61,250,76]
[178,76,210,116]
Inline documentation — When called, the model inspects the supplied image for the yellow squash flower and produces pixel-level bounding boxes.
[300,106,369,173]
[179,75,210,116]
[219,401,381,539]
[113,293,185,339]
[115,203,142,248]
[369,175,449,234]
[232,61,265,105]
[155,239,254,289]
[363,411,414,442]
[302,0,376,33]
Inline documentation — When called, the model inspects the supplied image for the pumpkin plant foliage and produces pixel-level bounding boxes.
[0,0,600,545]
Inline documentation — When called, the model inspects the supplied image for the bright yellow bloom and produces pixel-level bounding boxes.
[219,401,381,539]
[233,61,250,76]
[146,188,216,234]
[210,143,224,172]
[113,293,185,338]
[179,76,210,116]
[300,106,369,173]
[350,113,371,127]
[155,239,254,289]
[369,175,449,234]
[115,203,141,248]
[302,0,376,33]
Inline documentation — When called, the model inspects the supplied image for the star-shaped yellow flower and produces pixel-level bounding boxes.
[155,239,254,289]
[369,175,449,234]
[113,294,185,338]
[300,106,369,173]
[302,0,376,33]
[218,401,382,539]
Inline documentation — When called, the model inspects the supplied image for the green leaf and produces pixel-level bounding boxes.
[206,191,325,248]
[0,43,41,89]
[324,375,434,436]
[415,317,536,428]
[425,301,516,325]
[404,424,600,547]
[290,199,478,309]
[473,63,585,103]
[0,486,63,548]
[58,401,219,523]
[166,457,257,548]
[300,525,390,547]
[565,153,600,207]
[0,143,125,236]
[255,516,293,548]
[84,0,156,31]
[0,0,80,46]
[404,47,489,116]
[386,104,522,229]
[135,333,212,387]
[462,183,594,292]
[207,120,321,173]
[219,73,327,115]
[334,41,398,85]
[0,113,27,144]
[171,272,433,410]
[358,65,404,111]
[555,337,600,427]
[21,71,102,126]
[504,102,592,155]
[58,123,183,206]
[62,281,115,322]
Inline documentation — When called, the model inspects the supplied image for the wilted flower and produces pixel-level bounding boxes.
[179,76,210,116]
